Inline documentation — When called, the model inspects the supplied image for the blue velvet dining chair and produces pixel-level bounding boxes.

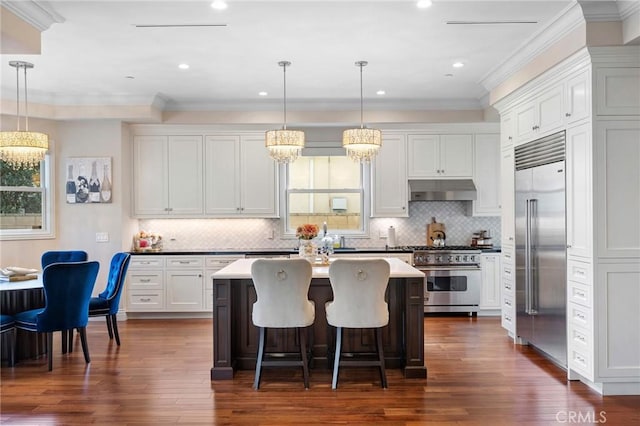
[14,261,99,371]
[87,252,131,346]
[40,250,89,354]
[41,250,88,269]
[0,314,16,367]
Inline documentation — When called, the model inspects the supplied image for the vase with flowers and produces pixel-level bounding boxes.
[296,223,319,261]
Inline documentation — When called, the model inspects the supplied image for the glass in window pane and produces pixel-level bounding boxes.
[289,156,359,189]
[0,161,41,187]
[288,192,361,231]
[0,191,43,230]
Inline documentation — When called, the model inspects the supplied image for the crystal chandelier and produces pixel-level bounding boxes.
[343,61,381,163]
[0,61,49,169]
[265,61,304,163]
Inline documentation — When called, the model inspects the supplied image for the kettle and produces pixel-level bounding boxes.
[431,231,446,247]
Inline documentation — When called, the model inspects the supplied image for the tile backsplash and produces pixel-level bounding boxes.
[138,201,500,251]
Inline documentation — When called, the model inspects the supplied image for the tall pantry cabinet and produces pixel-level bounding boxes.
[494,46,640,395]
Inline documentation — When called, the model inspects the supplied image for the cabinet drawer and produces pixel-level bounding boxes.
[568,280,592,308]
[166,256,204,268]
[205,256,243,269]
[130,256,165,268]
[567,259,591,285]
[501,310,515,332]
[501,262,514,282]
[502,277,514,296]
[128,271,163,290]
[568,324,593,380]
[502,294,515,315]
[568,302,592,330]
[128,292,164,311]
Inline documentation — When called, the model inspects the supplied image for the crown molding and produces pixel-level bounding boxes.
[618,0,640,20]
[479,2,585,93]
[579,0,622,22]
[1,1,64,31]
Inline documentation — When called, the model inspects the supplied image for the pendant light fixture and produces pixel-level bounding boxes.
[343,61,381,163]
[265,61,304,163]
[0,61,49,169]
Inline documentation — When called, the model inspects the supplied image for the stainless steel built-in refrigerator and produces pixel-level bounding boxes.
[515,131,567,368]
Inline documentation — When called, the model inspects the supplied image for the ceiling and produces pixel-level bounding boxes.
[1,1,582,113]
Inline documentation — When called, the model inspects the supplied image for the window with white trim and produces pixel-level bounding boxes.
[0,156,53,239]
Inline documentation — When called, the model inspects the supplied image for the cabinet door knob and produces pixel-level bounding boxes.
[567,244,572,248]
[565,112,571,117]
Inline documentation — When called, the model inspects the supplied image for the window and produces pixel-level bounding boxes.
[285,156,368,235]
[0,156,53,240]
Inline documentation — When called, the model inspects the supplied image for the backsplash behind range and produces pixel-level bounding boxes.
[139,201,500,251]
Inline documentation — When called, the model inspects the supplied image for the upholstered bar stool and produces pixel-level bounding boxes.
[251,258,315,389]
[326,258,391,389]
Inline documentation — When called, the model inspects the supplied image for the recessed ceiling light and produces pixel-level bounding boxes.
[178,63,190,70]
[452,62,464,68]
[376,90,386,95]
[125,76,135,79]
[258,91,268,96]
[417,0,432,9]
[211,1,228,10]
[444,73,454,77]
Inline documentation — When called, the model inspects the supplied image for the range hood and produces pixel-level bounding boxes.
[409,179,477,201]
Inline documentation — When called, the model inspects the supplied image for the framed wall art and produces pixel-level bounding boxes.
[65,157,112,204]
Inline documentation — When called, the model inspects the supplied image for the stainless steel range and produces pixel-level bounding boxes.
[408,246,482,315]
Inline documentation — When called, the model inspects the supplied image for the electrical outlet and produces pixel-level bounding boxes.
[266,230,275,240]
[95,232,109,242]
[379,229,387,238]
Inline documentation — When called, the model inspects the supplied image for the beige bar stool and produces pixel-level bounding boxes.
[251,258,315,389]
[326,258,390,389]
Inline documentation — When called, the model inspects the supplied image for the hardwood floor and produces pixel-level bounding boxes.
[1,316,638,425]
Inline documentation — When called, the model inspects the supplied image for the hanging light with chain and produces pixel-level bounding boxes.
[342,61,381,163]
[265,61,305,163]
[0,61,49,169]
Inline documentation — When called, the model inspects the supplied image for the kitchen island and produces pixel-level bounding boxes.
[210,257,427,380]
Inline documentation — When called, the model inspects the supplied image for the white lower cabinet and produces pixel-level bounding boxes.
[500,244,516,335]
[479,253,500,313]
[128,255,244,314]
[204,255,244,311]
[165,256,205,311]
[127,256,166,311]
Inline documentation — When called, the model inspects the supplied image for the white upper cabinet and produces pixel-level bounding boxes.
[595,68,640,116]
[566,122,593,259]
[407,134,473,178]
[500,110,515,149]
[133,135,204,217]
[205,134,278,217]
[514,83,564,144]
[471,134,501,216]
[371,134,408,217]
[565,69,591,124]
[500,147,515,246]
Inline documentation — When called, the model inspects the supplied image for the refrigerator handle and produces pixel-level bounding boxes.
[525,199,532,314]
[528,199,539,315]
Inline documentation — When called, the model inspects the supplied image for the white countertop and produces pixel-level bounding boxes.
[212,257,425,280]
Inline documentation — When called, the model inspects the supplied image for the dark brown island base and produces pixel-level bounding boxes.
[210,258,427,380]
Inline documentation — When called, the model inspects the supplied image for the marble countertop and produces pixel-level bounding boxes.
[212,257,425,280]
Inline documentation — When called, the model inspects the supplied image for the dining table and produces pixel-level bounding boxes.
[0,274,46,364]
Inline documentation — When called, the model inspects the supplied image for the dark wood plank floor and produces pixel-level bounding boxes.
[1,316,638,425]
